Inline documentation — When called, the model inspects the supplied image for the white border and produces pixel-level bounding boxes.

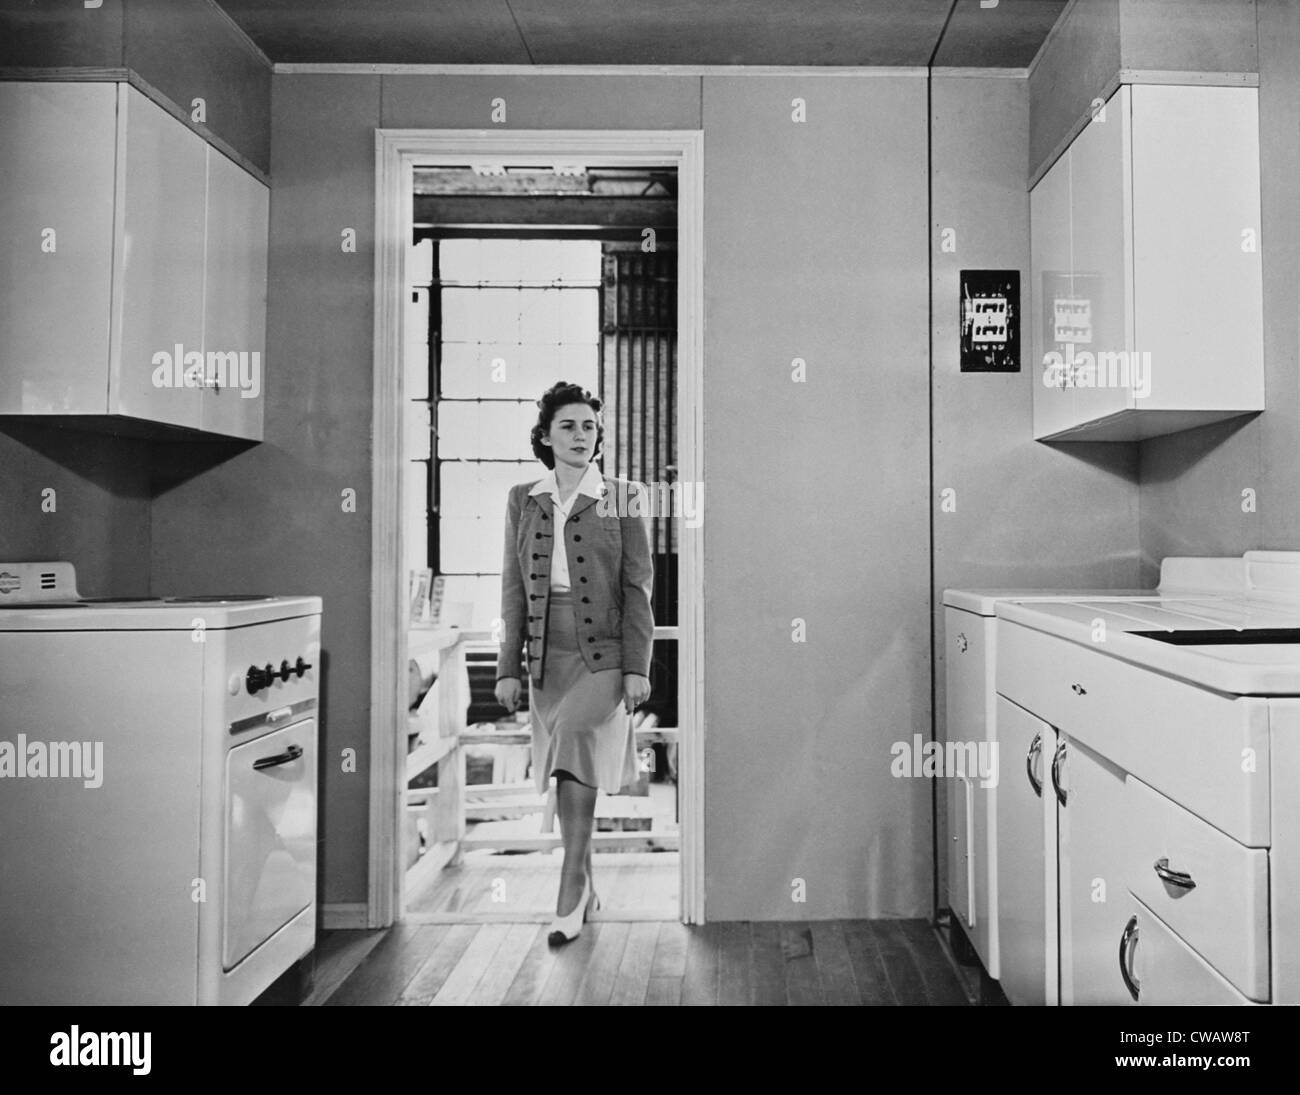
[371,128,706,927]
[282,62,926,77]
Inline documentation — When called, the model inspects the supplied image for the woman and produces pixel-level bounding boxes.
[494,381,655,945]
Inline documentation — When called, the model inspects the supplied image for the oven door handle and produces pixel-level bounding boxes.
[252,743,304,771]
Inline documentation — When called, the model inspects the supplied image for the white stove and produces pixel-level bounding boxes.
[0,561,322,1005]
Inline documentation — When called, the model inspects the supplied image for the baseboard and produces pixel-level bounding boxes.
[321,903,370,929]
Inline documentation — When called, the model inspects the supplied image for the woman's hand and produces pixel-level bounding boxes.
[622,673,651,714]
[495,677,521,713]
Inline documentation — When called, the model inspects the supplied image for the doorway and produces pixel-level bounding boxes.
[370,130,704,928]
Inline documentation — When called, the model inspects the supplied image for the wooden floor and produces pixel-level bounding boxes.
[317,919,974,1006]
[405,851,679,921]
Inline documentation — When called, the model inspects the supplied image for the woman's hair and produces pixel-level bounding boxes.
[530,381,605,469]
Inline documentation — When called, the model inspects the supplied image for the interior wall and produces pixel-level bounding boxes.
[701,74,931,919]
[0,426,152,597]
[929,72,1141,909]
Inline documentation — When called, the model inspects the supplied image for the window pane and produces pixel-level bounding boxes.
[559,289,599,344]
[405,401,431,461]
[409,238,434,285]
[437,401,534,461]
[404,461,428,567]
[519,288,559,344]
[439,238,480,283]
[479,239,521,283]
[404,287,429,401]
[440,575,501,631]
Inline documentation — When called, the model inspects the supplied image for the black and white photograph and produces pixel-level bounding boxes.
[0,0,1295,1068]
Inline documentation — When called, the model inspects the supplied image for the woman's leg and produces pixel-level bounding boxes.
[554,769,597,917]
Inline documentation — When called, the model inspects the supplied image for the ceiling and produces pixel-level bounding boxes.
[216,0,1067,68]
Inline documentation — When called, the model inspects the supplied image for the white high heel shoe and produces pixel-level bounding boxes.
[548,874,592,946]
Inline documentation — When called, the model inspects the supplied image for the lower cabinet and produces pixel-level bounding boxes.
[994,696,1054,1006]
[1056,732,1132,1005]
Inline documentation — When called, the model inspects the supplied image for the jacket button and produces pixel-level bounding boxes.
[529,594,538,600]
[574,534,582,542]
[532,553,539,560]
[576,556,584,563]
[581,596,590,603]
[588,636,595,643]
[573,515,579,522]
[580,576,588,583]
[584,618,592,624]
[593,653,602,660]
[535,532,543,539]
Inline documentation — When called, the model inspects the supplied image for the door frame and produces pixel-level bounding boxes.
[369,128,705,927]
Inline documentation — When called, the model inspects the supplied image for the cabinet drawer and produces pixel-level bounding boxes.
[1126,776,1268,1000]
[1124,896,1255,1006]
[996,620,1270,846]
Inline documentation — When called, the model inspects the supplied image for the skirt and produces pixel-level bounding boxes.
[530,588,639,796]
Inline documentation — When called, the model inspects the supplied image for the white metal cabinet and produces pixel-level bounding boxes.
[0,83,118,413]
[1067,92,1132,429]
[944,605,997,976]
[1030,84,1264,441]
[995,696,1055,1006]
[1056,734,1133,1005]
[0,81,267,441]
[112,84,208,430]
[201,146,268,440]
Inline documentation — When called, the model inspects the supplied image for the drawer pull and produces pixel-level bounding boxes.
[956,632,969,653]
[1119,915,1141,1001]
[1152,857,1197,892]
[1070,683,1087,696]
[1025,730,1043,798]
[1050,739,1068,807]
[253,743,304,771]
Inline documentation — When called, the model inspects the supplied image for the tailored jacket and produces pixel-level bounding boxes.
[497,474,655,688]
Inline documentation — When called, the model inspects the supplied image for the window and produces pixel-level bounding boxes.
[406,237,603,630]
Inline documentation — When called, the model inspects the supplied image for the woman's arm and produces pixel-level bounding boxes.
[497,485,527,682]
[619,481,655,681]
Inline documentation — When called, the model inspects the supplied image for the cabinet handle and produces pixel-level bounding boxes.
[1070,683,1087,695]
[1050,739,1068,806]
[253,743,304,771]
[956,632,968,653]
[1025,730,1043,798]
[1119,915,1141,1001]
[1152,857,1197,891]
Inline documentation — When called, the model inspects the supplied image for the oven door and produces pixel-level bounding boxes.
[223,718,317,971]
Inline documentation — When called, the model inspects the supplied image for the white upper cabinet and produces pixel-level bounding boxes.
[1030,84,1264,441]
[0,81,267,441]
[201,146,269,441]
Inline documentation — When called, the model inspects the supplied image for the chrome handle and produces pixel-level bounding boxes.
[1153,857,1197,891]
[266,706,294,722]
[1050,739,1067,806]
[1119,915,1141,1001]
[1025,730,1043,798]
[1070,682,1087,695]
[253,743,304,771]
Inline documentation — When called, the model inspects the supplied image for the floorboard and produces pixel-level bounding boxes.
[320,918,974,1007]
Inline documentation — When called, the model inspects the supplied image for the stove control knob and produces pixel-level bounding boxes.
[278,659,293,682]
[245,663,277,694]
[294,656,313,678]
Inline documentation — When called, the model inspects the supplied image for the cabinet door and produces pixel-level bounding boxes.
[994,696,1055,1005]
[201,147,268,441]
[1130,85,1263,412]
[945,608,983,934]
[0,82,117,414]
[1069,85,1134,425]
[1056,733,1133,1005]
[1030,149,1074,438]
[110,86,207,429]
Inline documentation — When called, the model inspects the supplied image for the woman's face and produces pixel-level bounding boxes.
[545,401,599,470]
